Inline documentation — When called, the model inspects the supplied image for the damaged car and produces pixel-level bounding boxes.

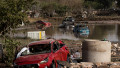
[14,39,70,68]
[73,24,90,36]
[35,20,51,29]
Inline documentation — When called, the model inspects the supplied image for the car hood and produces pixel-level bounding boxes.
[14,53,50,65]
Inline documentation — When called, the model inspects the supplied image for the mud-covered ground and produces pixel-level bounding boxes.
[0,17,120,67]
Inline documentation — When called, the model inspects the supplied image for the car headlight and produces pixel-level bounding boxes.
[40,57,48,64]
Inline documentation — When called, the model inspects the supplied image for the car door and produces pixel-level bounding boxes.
[52,41,62,61]
[58,42,68,61]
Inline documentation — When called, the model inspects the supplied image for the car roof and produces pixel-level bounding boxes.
[28,39,55,46]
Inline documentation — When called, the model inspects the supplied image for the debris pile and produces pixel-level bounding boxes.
[111,43,120,61]
[63,62,120,68]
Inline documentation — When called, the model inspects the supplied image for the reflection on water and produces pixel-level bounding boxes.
[73,32,89,38]
[45,24,120,42]
[102,24,118,41]
[88,24,119,42]
[118,25,120,42]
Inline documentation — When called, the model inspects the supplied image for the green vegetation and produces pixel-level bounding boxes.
[32,0,120,18]
[40,2,68,17]
[3,38,21,65]
[84,0,114,9]
[0,0,35,66]
[0,0,36,35]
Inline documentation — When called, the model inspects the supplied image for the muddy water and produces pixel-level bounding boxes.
[12,22,120,42]
[45,24,120,42]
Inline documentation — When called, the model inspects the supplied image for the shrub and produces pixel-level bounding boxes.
[3,38,21,66]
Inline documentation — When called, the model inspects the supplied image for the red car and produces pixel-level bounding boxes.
[36,20,51,29]
[14,39,70,68]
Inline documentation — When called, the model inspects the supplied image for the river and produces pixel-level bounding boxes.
[11,21,120,43]
[45,24,120,42]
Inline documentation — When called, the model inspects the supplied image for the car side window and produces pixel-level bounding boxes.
[21,50,27,56]
[60,44,65,48]
[53,41,59,52]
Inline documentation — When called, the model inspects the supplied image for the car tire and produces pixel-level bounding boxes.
[51,62,56,68]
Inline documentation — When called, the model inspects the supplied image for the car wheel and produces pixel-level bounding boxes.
[51,62,56,68]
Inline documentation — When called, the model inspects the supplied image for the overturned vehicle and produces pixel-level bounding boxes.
[73,24,90,36]
[59,16,75,28]
[14,39,70,68]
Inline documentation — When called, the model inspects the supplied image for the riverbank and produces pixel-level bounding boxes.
[79,20,120,24]
[28,17,120,25]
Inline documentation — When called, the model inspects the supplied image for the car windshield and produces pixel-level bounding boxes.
[20,44,51,56]
[29,44,51,54]
[65,17,73,21]
[78,25,86,27]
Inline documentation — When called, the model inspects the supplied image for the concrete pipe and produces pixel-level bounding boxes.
[82,39,111,62]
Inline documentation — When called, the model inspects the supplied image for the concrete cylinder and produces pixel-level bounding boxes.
[82,39,111,62]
